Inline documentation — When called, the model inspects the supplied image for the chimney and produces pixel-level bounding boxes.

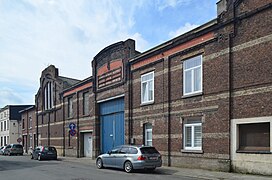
[217,0,227,16]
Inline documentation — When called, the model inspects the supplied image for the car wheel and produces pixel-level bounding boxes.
[124,161,133,173]
[38,155,41,161]
[96,158,103,169]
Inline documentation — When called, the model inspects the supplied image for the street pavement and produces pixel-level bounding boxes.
[60,156,272,180]
[0,154,271,180]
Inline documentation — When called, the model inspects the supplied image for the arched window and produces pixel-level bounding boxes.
[44,82,54,110]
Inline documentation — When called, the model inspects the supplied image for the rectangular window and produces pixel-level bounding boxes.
[68,97,73,118]
[4,121,6,131]
[29,134,33,148]
[144,123,152,146]
[29,117,32,129]
[83,92,89,115]
[141,72,154,104]
[0,137,2,146]
[184,119,202,150]
[22,119,25,129]
[238,122,270,152]
[4,136,6,146]
[183,55,202,96]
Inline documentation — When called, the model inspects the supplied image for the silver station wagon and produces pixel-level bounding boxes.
[96,145,162,173]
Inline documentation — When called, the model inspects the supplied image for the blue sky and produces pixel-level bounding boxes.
[0,0,218,107]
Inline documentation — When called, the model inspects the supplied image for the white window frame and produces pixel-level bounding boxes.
[141,71,154,104]
[184,122,202,151]
[183,55,203,96]
[144,123,152,146]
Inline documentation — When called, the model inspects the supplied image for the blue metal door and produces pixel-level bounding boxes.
[100,98,124,153]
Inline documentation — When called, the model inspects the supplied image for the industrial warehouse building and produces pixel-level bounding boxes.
[19,0,272,175]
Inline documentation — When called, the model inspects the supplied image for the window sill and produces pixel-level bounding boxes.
[140,101,154,106]
[82,114,90,118]
[182,92,203,99]
[181,149,203,154]
[236,150,271,154]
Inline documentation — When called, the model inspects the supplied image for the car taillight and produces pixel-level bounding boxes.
[10,148,14,151]
[137,155,146,160]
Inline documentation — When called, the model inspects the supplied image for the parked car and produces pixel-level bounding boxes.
[0,146,7,155]
[31,146,57,161]
[4,144,23,156]
[96,145,162,173]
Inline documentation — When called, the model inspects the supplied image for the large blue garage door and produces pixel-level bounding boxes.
[100,98,124,153]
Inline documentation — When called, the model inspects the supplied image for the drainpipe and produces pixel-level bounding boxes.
[36,98,39,147]
[166,56,171,167]
[76,92,80,158]
[128,63,132,144]
[62,95,66,156]
[228,1,237,172]
[48,113,50,146]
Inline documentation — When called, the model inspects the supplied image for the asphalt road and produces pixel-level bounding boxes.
[0,155,198,180]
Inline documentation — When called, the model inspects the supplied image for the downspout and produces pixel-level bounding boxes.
[48,113,50,146]
[128,63,132,144]
[167,56,171,167]
[36,101,38,147]
[62,95,66,156]
[26,110,29,154]
[229,1,237,172]
[76,92,80,158]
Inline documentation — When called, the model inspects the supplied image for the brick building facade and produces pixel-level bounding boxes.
[31,0,272,175]
[20,105,36,154]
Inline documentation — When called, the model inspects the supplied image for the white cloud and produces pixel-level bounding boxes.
[0,0,150,107]
[0,87,33,106]
[169,22,199,38]
[156,0,192,11]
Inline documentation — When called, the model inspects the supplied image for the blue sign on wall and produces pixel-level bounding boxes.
[69,122,76,130]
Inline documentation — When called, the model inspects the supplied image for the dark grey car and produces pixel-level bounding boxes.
[31,146,57,161]
[4,144,23,156]
[96,145,162,173]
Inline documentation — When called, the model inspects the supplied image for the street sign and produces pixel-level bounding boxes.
[69,122,76,130]
[69,129,76,136]
[17,138,22,143]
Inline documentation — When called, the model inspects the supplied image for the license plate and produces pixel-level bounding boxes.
[149,157,158,160]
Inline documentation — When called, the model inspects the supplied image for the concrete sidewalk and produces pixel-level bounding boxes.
[59,156,272,180]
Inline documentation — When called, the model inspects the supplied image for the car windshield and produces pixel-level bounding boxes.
[44,147,56,152]
[140,147,159,154]
[13,145,22,148]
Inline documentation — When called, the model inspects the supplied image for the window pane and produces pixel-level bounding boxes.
[142,73,153,81]
[146,131,152,140]
[194,67,201,92]
[142,82,147,102]
[184,56,201,69]
[148,81,153,101]
[194,126,202,147]
[239,123,270,151]
[185,71,192,94]
[185,126,192,147]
